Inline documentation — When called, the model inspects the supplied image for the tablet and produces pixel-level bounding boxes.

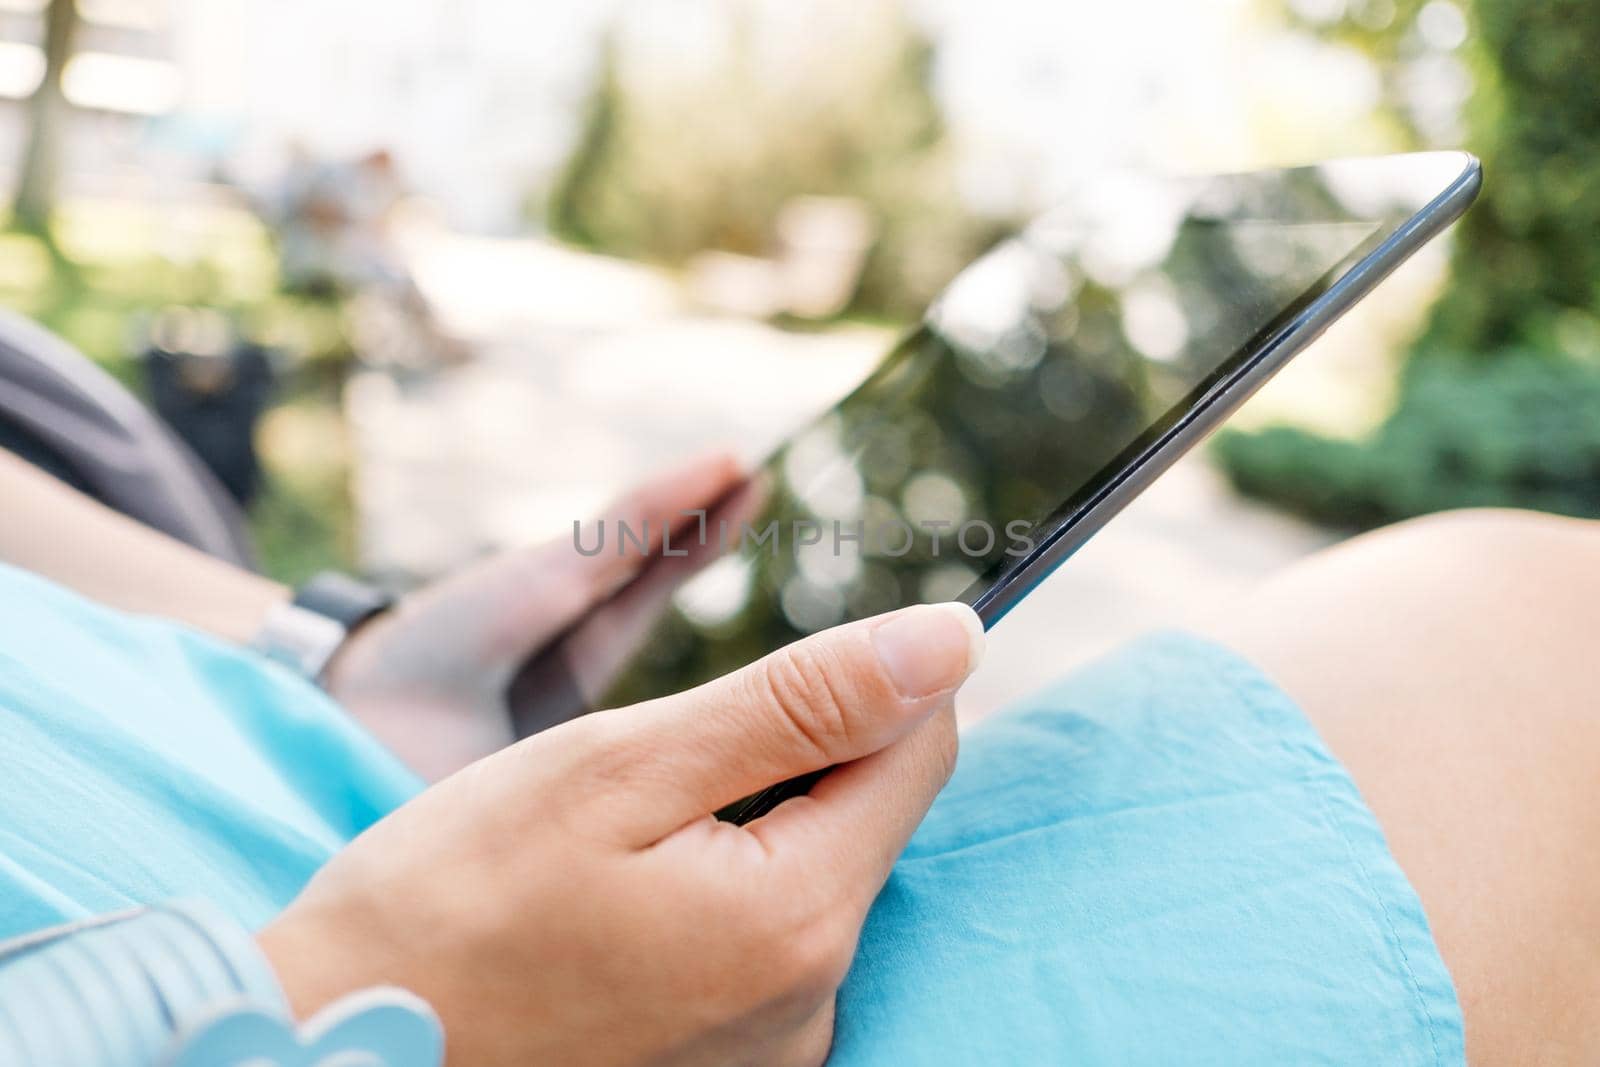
[510,152,1481,820]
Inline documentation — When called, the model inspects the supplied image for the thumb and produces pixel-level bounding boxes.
[592,601,984,845]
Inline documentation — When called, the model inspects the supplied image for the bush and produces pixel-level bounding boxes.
[1217,351,1600,528]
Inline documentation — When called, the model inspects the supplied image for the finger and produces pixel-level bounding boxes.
[563,474,770,696]
[449,450,745,665]
[593,601,984,844]
[750,707,958,913]
[555,448,746,610]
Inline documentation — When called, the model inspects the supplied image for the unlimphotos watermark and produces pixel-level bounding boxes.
[574,512,1037,560]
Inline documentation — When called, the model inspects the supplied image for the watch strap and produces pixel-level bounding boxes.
[291,571,395,632]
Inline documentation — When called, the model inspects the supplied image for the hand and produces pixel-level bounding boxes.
[325,452,744,780]
[259,600,984,1067]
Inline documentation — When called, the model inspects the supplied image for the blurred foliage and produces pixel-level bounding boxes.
[249,391,357,585]
[548,2,1007,320]
[1424,0,1600,353]
[1217,0,1600,526]
[1218,351,1600,524]
[0,204,356,580]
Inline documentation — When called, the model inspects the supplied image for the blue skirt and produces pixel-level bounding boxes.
[833,632,1464,1066]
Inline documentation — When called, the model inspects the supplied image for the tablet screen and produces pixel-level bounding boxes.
[513,155,1467,726]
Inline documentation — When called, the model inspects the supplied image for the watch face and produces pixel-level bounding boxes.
[251,602,352,682]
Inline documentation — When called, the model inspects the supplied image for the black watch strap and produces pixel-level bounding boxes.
[292,571,395,633]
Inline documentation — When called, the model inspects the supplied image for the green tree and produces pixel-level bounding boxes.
[1217,0,1600,526]
[1420,0,1600,354]
[548,33,624,253]
[546,1,997,319]
[1266,0,1600,350]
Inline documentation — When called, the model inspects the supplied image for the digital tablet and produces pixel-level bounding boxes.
[510,151,1482,821]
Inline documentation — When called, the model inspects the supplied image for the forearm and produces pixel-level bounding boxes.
[0,449,287,643]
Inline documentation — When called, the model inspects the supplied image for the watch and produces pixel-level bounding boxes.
[247,571,395,684]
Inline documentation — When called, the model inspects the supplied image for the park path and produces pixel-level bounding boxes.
[347,230,1334,722]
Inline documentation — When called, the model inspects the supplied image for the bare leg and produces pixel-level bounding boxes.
[1198,509,1600,1065]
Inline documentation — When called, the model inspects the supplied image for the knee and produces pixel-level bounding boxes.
[1291,507,1600,605]
[1204,506,1600,703]
[1358,506,1596,557]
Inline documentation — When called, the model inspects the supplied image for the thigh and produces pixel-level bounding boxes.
[1201,509,1600,1065]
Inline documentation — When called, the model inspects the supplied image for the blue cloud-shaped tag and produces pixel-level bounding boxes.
[166,986,443,1067]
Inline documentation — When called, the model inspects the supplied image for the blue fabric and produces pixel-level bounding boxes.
[0,900,294,1066]
[0,564,423,936]
[0,564,1464,1064]
[832,631,1465,1066]
[0,899,442,1067]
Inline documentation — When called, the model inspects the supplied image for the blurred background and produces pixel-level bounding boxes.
[0,0,1594,717]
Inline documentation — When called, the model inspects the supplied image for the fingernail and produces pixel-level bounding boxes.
[872,603,986,699]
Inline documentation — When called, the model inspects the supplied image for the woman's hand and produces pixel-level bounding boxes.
[324,452,744,780]
[259,600,983,1067]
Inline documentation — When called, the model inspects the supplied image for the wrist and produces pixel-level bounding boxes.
[256,908,363,1023]
[318,605,398,700]
[256,899,448,1063]
[248,908,444,1066]
[248,572,396,686]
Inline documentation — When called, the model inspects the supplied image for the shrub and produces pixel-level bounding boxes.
[1217,351,1600,528]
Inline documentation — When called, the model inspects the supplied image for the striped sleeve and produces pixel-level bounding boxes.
[0,899,287,1066]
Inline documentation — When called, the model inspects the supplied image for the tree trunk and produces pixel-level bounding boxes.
[13,0,81,234]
